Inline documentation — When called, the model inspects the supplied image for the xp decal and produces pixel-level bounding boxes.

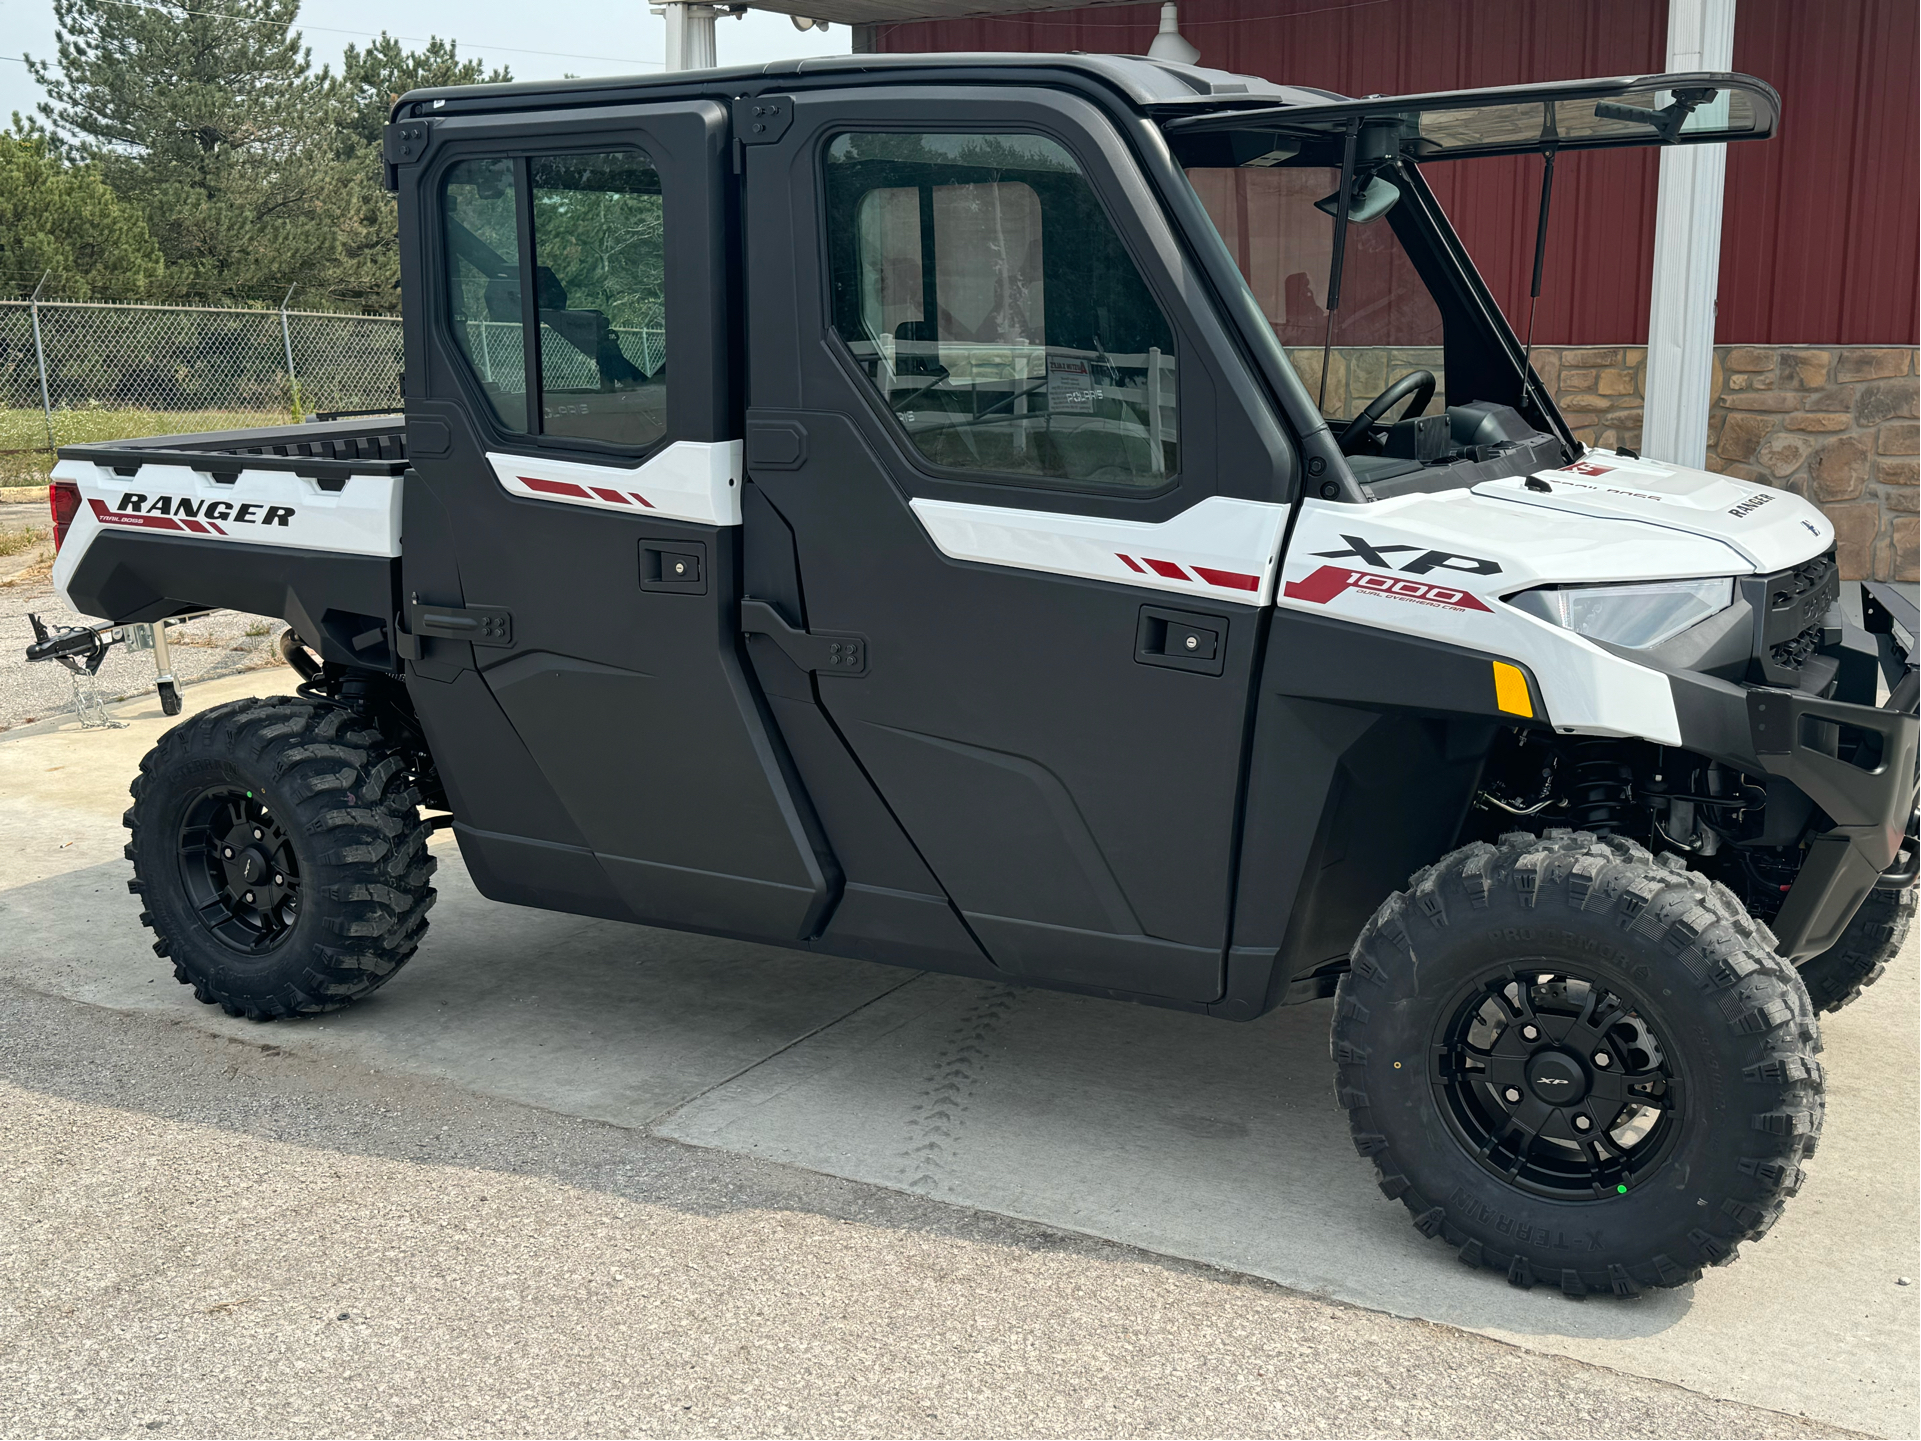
[1311,534,1502,576]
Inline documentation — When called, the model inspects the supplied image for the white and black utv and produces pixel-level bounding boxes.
[29,56,1917,1297]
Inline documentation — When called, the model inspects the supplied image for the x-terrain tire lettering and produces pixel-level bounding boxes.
[125,696,437,1019]
[1333,830,1822,1296]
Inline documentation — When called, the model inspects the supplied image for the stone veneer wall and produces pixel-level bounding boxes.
[1288,344,1919,581]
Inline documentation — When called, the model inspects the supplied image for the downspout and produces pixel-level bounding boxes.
[1642,0,1737,466]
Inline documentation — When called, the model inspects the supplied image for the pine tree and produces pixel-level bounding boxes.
[0,126,164,299]
[332,34,510,156]
[27,0,345,303]
[321,35,512,310]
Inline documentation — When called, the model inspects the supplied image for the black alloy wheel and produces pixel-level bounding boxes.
[1333,829,1824,1295]
[126,695,436,1019]
[178,786,302,952]
[1434,968,1679,1201]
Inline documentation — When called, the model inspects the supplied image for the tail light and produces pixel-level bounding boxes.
[48,480,80,552]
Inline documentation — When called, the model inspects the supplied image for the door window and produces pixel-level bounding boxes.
[825,133,1177,490]
[444,158,527,431]
[441,150,668,450]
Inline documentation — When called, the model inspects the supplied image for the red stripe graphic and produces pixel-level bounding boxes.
[590,487,629,505]
[1142,557,1189,581]
[178,518,209,533]
[1192,566,1260,592]
[1116,553,1145,573]
[630,492,655,508]
[519,476,592,500]
[1283,565,1491,612]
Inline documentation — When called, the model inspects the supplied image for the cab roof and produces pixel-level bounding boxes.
[393,51,1332,121]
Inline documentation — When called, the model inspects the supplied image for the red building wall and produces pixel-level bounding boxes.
[874,0,1920,345]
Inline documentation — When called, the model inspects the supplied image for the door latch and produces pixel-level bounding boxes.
[740,598,866,676]
[1136,605,1225,676]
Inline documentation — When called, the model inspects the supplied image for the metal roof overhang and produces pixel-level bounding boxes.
[745,0,1124,25]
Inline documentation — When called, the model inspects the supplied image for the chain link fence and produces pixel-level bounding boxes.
[0,297,402,486]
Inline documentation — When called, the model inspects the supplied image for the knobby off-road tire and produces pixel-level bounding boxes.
[124,695,436,1019]
[1332,829,1823,1297]
[1795,880,1915,1014]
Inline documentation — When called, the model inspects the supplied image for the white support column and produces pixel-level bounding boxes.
[1641,0,1737,467]
[656,2,719,71]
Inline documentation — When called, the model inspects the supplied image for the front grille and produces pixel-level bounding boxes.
[1746,549,1839,687]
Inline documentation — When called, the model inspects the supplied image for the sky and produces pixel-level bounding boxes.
[0,0,851,123]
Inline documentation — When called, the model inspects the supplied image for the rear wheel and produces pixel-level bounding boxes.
[1333,830,1822,1295]
[124,695,436,1019]
[1795,881,1914,1014]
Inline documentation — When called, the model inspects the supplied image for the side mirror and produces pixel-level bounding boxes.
[1314,174,1401,225]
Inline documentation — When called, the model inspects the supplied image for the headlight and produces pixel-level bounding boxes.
[1508,577,1735,649]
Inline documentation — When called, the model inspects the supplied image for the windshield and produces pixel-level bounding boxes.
[1185,163,1443,423]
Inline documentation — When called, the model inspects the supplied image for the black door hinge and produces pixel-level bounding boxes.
[741,598,865,676]
[733,95,793,145]
[396,600,513,660]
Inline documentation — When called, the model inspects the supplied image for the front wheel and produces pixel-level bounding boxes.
[1333,830,1822,1295]
[124,695,437,1019]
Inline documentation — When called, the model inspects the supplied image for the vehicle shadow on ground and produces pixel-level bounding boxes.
[0,846,1687,1346]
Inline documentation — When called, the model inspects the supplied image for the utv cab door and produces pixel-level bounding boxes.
[396,101,836,940]
[739,89,1298,1004]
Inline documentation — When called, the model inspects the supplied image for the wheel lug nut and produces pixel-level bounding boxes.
[1521,1025,1539,1042]
[243,891,255,903]
[1593,1052,1610,1067]
[253,829,263,840]
[223,846,234,859]
[1573,1115,1592,1132]
[274,874,283,884]
[1503,1087,1523,1104]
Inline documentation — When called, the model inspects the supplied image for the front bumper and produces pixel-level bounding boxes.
[1744,688,1918,958]
[1668,673,1917,960]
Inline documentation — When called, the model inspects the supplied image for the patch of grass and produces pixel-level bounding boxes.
[1,407,290,487]
[244,621,273,637]
[0,524,46,557]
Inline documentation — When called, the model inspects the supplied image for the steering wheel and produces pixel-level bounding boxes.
[1338,369,1437,452]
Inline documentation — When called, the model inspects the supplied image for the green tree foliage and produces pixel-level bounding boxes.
[332,33,510,157]
[28,0,349,302]
[324,34,510,307]
[0,125,163,298]
[25,4,505,311]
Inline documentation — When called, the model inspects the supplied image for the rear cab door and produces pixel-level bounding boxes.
[738,83,1300,1003]
[392,97,837,940]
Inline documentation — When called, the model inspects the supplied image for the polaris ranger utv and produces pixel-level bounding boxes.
[30,56,1918,1296]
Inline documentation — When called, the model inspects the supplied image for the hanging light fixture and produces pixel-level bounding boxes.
[1147,2,1200,65]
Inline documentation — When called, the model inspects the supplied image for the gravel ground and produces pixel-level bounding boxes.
[0,981,1858,1441]
[0,503,286,732]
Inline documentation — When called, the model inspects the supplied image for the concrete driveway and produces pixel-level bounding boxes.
[2,670,1913,1438]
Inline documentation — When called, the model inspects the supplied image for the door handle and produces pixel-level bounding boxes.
[740,598,867,677]
[1136,604,1225,676]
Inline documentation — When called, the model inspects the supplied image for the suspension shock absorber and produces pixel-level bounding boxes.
[1565,740,1635,833]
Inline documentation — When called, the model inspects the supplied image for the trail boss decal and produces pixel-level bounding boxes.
[90,493,295,536]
